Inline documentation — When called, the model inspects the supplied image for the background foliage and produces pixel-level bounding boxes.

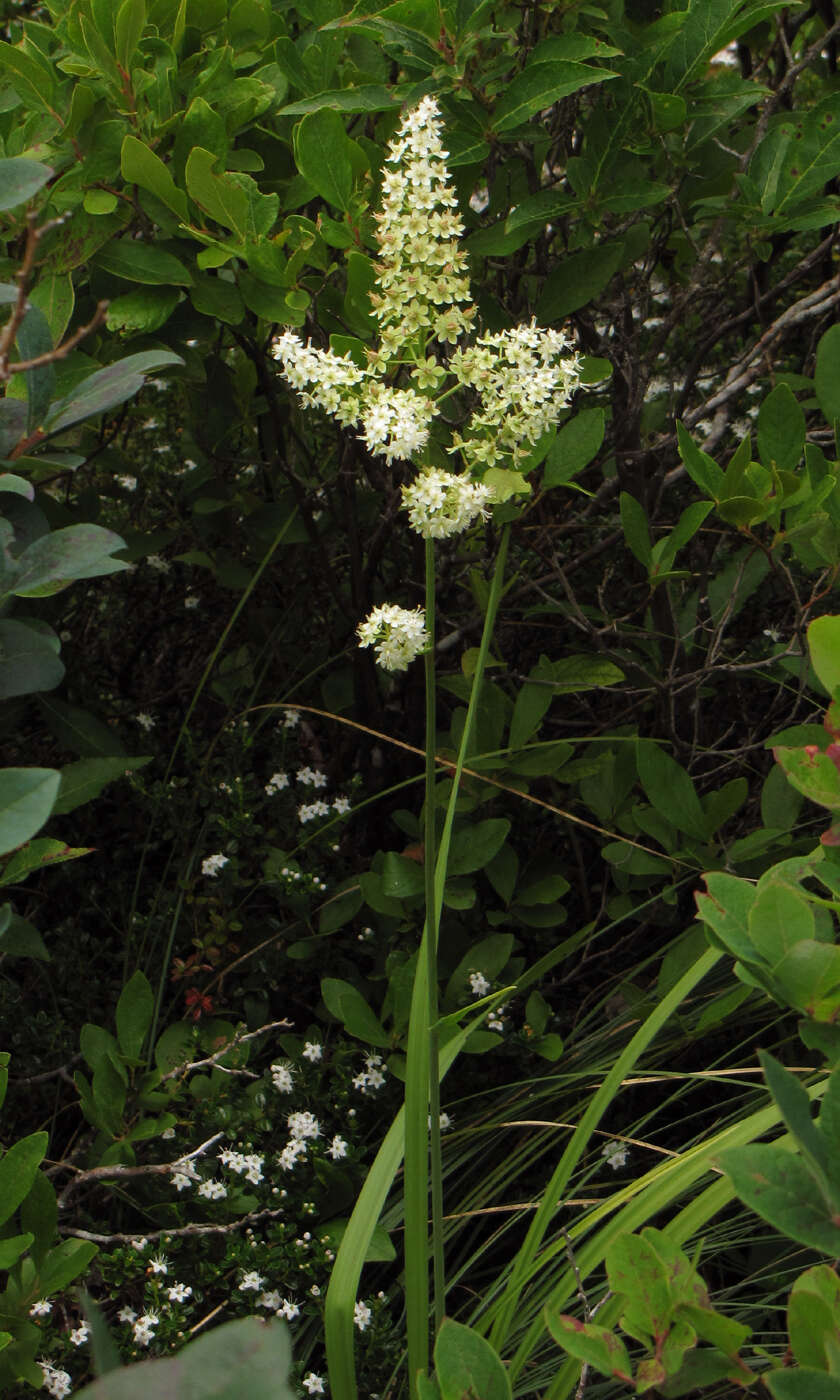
[3,0,840,1394]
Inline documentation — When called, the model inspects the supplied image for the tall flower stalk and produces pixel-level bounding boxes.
[274,96,581,1399]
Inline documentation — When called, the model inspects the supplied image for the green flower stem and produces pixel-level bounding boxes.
[424,537,445,1338]
[404,523,511,1397]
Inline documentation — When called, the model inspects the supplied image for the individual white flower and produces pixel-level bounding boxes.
[271,1062,295,1093]
[243,1153,264,1184]
[281,710,300,729]
[117,1306,137,1324]
[161,1125,176,1140]
[147,1254,168,1276]
[328,1134,348,1160]
[468,970,491,997]
[197,1178,228,1200]
[184,594,200,609]
[167,1283,192,1302]
[302,1041,323,1063]
[170,1170,193,1192]
[438,1112,453,1131]
[117,474,137,491]
[602,1139,629,1171]
[239,1270,265,1292]
[287,1110,320,1141]
[354,1300,372,1332]
[146,553,170,573]
[332,796,351,814]
[278,1298,300,1321]
[131,1238,148,1251]
[29,1299,52,1317]
[357,603,428,672]
[136,712,155,731]
[201,852,229,877]
[402,468,494,539]
[309,1284,321,1298]
[265,771,290,795]
[69,1322,89,1346]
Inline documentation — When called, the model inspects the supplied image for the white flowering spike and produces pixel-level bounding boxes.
[372,95,475,357]
[402,467,494,538]
[450,320,582,468]
[357,603,429,672]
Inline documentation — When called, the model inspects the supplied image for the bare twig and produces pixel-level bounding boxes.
[60,1204,286,1245]
[56,1132,223,1210]
[159,1018,292,1083]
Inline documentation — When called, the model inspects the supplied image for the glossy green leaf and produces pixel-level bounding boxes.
[0,1131,47,1227]
[41,351,183,434]
[537,243,623,321]
[544,1312,632,1382]
[293,109,357,212]
[121,135,188,221]
[720,1142,840,1253]
[0,619,64,698]
[185,148,248,237]
[321,977,390,1048]
[543,408,604,487]
[15,299,54,435]
[676,420,725,498]
[0,159,52,213]
[619,491,651,568]
[116,970,154,1060]
[808,615,840,697]
[447,818,510,877]
[493,61,616,133]
[0,769,60,855]
[758,383,805,474]
[11,525,129,598]
[434,1320,512,1400]
[95,242,190,286]
[637,740,708,841]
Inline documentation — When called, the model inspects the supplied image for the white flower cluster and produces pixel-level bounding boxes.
[278,1109,321,1171]
[218,1146,264,1184]
[352,1053,387,1094]
[265,770,289,795]
[450,320,581,468]
[39,1361,71,1397]
[602,1139,629,1171]
[271,1061,295,1092]
[468,970,491,997]
[133,1311,159,1347]
[360,381,435,465]
[372,94,475,357]
[357,604,428,672]
[402,467,493,539]
[272,331,366,426]
[201,852,228,877]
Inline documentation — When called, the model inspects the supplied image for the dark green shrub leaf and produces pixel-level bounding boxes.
[544,1310,633,1383]
[758,383,805,474]
[116,971,154,1061]
[434,1318,511,1400]
[0,619,64,698]
[637,740,708,840]
[719,1143,840,1254]
[0,769,60,855]
[0,1131,47,1228]
[321,978,389,1048]
[0,157,52,211]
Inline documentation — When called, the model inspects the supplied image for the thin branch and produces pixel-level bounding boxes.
[56,1132,223,1210]
[60,1204,286,1245]
[159,1018,292,1083]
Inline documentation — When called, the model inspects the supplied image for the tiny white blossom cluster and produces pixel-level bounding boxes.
[602,1139,629,1171]
[450,320,581,469]
[39,1361,72,1398]
[218,1146,265,1184]
[352,1053,387,1094]
[402,468,493,539]
[357,604,428,672]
